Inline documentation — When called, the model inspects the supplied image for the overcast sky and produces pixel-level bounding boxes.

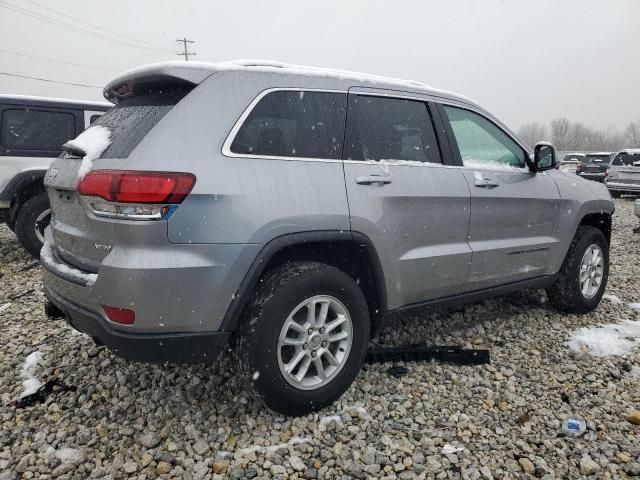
[1,0,639,131]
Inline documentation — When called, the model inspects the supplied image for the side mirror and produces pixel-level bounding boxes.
[533,142,557,172]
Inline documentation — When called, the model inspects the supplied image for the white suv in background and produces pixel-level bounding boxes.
[0,95,109,257]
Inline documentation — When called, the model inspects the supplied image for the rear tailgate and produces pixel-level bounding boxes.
[44,83,197,272]
[608,153,640,186]
[581,154,610,174]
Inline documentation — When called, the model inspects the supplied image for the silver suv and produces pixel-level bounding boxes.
[42,61,615,415]
[605,149,640,196]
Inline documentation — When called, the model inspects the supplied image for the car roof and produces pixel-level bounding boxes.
[0,94,111,110]
[585,152,612,156]
[618,148,640,155]
[104,59,475,106]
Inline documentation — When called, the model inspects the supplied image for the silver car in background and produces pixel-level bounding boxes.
[42,61,615,415]
[560,152,584,173]
[605,149,640,196]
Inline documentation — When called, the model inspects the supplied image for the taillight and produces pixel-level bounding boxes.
[605,167,609,177]
[77,170,195,220]
[103,305,135,325]
[576,163,582,173]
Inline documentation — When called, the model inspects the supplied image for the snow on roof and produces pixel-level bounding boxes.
[106,59,473,104]
[0,94,111,108]
[620,148,640,155]
[585,152,613,156]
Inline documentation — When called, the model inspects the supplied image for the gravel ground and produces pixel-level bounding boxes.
[1,198,639,480]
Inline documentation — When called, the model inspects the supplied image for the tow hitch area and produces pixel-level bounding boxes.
[366,345,490,366]
[44,299,64,320]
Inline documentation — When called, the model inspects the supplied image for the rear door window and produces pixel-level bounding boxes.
[230,91,346,159]
[343,95,442,163]
[1,108,75,153]
[442,105,527,169]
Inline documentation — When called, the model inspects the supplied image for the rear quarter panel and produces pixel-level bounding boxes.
[124,71,352,244]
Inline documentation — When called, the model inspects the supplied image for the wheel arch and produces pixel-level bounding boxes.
[579,211,612,245]
[1,170,48,226]
[220,231,388,338]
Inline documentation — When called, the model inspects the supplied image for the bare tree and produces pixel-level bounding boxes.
[550,118,572,150]
[567,122,592,150]
[520,118,630,152]
[625,121,640,147]
[517,122,548,148]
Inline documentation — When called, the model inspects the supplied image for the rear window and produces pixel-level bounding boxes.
[583,154,610,163]
[230,91,346,159]
[612,153,640,166]
[1,108,75,152]
[92,86,192,159]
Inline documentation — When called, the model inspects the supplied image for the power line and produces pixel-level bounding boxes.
[36,46,176,96]
[0,1,170,53]
[0,72,102,88]
[23,0,168,52]
[176,38,196,61]
[0,48,118,71]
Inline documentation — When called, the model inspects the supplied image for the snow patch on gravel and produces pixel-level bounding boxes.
[603,294,623,304]
[442,443,465,454]
[20,351,43,397]
[318,414,343,431]
[52,447,81,464]
[628,302,640,310]
[568,320,640,357]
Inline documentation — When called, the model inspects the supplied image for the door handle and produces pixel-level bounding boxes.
[474,178,499,188]
[356,175,392,186]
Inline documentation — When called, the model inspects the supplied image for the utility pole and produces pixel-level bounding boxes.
[176,37,196,61]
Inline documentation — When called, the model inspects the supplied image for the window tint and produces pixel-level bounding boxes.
[230,91,346,159]
[443,106,527,169]
[1,109,75,152]
[344,95,441,163]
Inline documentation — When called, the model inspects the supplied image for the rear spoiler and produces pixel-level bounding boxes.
[103,62,220,103]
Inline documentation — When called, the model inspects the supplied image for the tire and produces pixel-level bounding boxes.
[610,191,621,198]
[14,192,51,259]
[233,261,370,416]
[547,226,609,314]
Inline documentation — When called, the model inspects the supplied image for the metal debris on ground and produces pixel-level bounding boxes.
[9,288,34,301]
[366,345,490,366]
[386,366,409,378]
[14,378,76,408]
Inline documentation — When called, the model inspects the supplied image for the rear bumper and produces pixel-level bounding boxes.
[605,181,640,192]
[45,286,231,363]
[578,172,605,182]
